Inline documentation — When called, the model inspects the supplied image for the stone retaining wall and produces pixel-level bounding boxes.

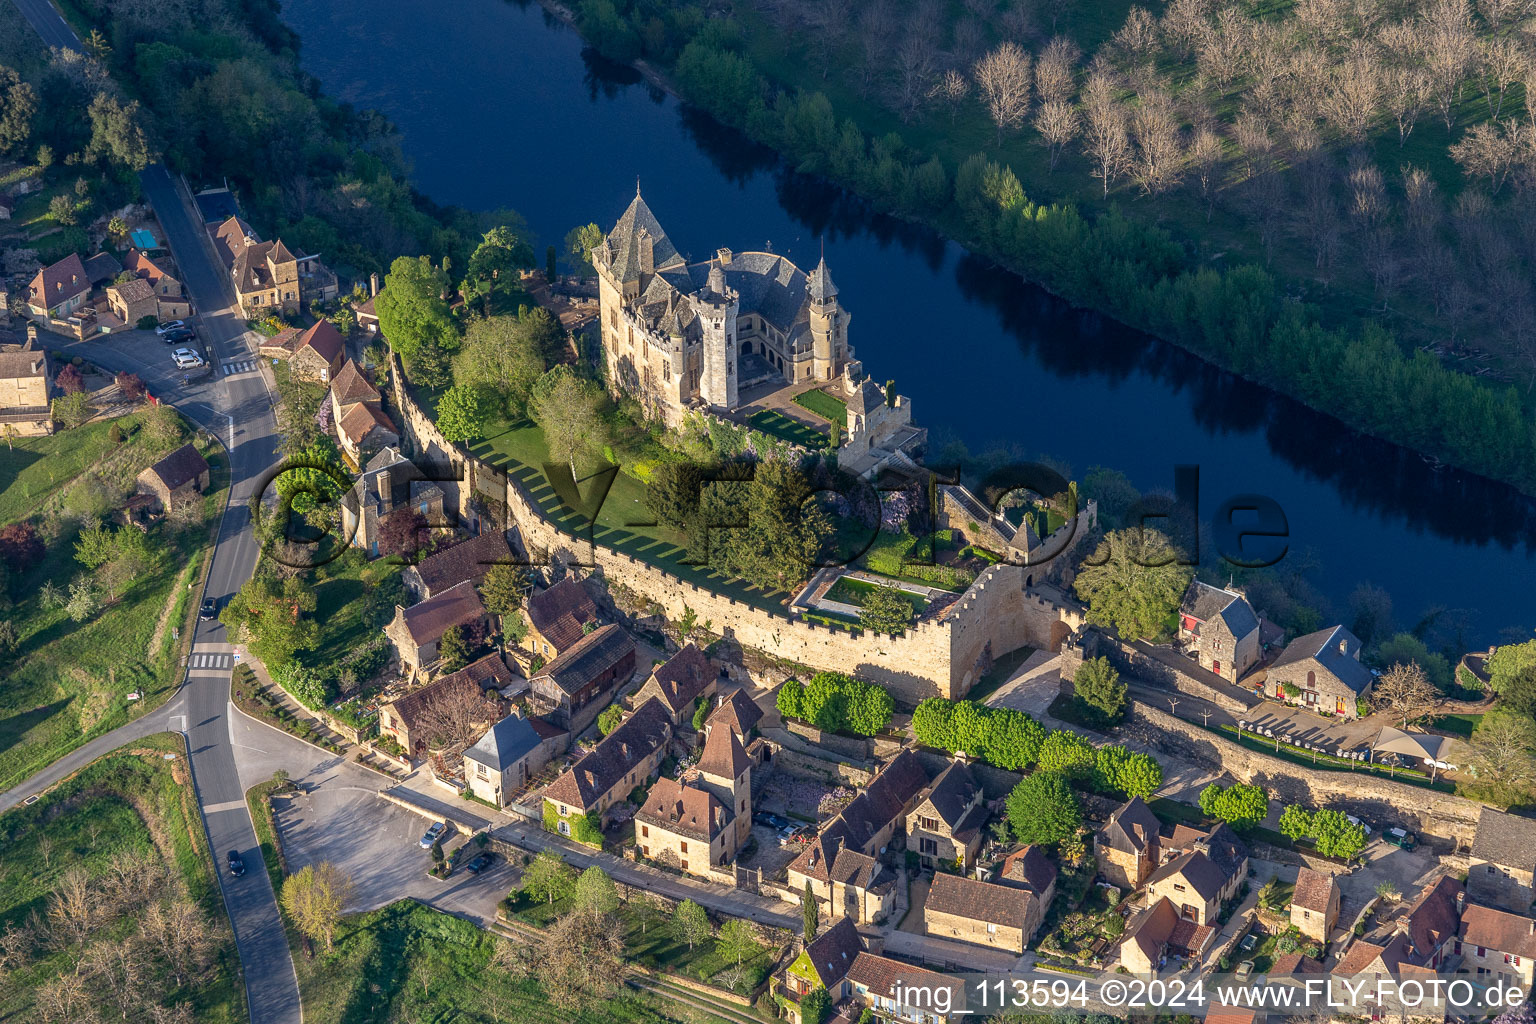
[1064,629,1259,715]
[785,720,872,760]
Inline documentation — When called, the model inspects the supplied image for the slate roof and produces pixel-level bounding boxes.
[1336,932,1420,976]
[144,443,209,491]
[526,576,599,653]
[1201,823,1250,880]
[801,917,864,988]
[604,190,685,284]
[337,401,397,448]
[1181,581,1259,638]
[110,277,155,304]
[212,216,257,268]
[464,711,544,772]
[852,378,884,415]
[927,873,1033,930]
[789,832,881,887]
[399,579,485,647]
[637,776,728,842]
[1101,797,1162,856]
[807,256,838,303]
[410,531,512,596]
[543,697,672,810]
[999,845,1058,895]
[531,623,635,697]
[1472,807,1536,870]
[821,748,930,853]
[82,252,123,286]
[681,251,808,333]
[915,760,978,829]
[697,714,751,780]
[1404,874,1463,959]
[0,348,46,380]
[645,644,714,715]
[1148,850,1229,903]
[710,688,762,736]
[1459,902,1536,959]
[1292,867,1336,914]
[29,253,89,309]
[845,953,963,1008]
[1270,625,1374,693]
[330,360,380,406]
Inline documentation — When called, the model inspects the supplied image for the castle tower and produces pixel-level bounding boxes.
[698,261,739,410]
[697,712,752,854]
[807,256,849,383]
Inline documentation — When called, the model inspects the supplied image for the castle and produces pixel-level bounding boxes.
[594,189,854,417]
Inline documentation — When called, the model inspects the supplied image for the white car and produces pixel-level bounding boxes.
[172,348,204,370]
[1346,814,1373,835]
[155,320,187,335]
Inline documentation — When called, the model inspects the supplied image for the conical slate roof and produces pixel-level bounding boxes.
[808,256,838,303]
[607,189,684,284]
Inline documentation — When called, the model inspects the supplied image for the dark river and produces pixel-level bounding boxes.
[283,0,1536,642]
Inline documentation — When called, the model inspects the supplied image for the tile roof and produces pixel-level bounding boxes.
[1404,874,1463,959]
[1270,625,1374,693]
[1459,902,1536,959]
[637,776,728,842]
[845,953,963,1009]
[125,248,178,287]
[926,873,1033,930]
[698,715,752,780]
[1122,896,1178,964]
[709,688,762,736]
[1336,932,1419,976]
[1292,867,1337,914]
[1472,807,1536,870]
[464,711,544,772]
[212,216,257,267]
[1205,1004,1258,1024]
[337,401,397,448]
[999,845,1058,895]
[526,576,599,652]
[807,256,838,303]
[801,917,864,988]
[1268,951,1323,974]
[821,748,931,854]
[1100,797,1161,857]
[543,697,672,810]
[144,443,209,491]
[0,348,47,380]
[29,253,89,308]
[645,644,714,715]
[410,531,512,596]
[385,658,503,734]
[789,832,880,887]
[296,320,345,365]
[1148,850,1229,903]
[109,277,155,304]
[329,360,380,406]
[399,579,485,647]
[82,251,123,285]
[531,623,635,697]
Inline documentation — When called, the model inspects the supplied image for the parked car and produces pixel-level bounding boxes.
[200,597,217,620]
[466,852,497,874]
[777,824,809,847]
[419,821,447,849]
[1234,960,1255,979]
[753,812,790,831]
[155,320,186,335]
[227,849,245,877]
[162,328,195,345]
[172,348,204,369]
[1346,814,1373,835]
[1384,827,1418,850]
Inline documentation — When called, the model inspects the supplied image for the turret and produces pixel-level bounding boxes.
[807,256,848,383]
[698,261,738,410]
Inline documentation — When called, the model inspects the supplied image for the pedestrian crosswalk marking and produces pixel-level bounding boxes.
[189,652,232,669]
[221,360,256,375]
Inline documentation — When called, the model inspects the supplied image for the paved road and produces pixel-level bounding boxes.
[9,0,79,51]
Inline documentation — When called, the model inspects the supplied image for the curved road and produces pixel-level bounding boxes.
[0,163,303,1023]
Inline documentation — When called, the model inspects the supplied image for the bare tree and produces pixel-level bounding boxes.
[81,936,149,1022]
[1196,8,1251,90]
[1160,0,1213,58]
[413,679,500,755]
[1475,0,1536,33]
[952,17,987,63]
[1372,662,1440,726]
[47,867,99,947]
[1035,36,1081,105]
[1469,712,1536,786]
[1083,72,1132,194]
[34,973,88,1024]
[540,911,628,1010]
[1450,119,1523,194]
[1188,126,1225,216]
[1382,64,1429,146]
[140,899,214,987]
[1402,164,1442,246]
[1233,110,1275,180]
[1422,0,1475,129]
[1131,89,1186,194]
[931,69,970,124]
[894,31,938,120]
[1036,100,1082,169]
[855,0,896,92]
[1322,46,1383,143]
[973,42,1033,144]
[1479,36,1529,120]
[1348,160,1388,230]
[803,0,851,73]
[1111,6,1162,66]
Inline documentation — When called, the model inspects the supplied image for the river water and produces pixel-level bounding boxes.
[283,0,1536,641]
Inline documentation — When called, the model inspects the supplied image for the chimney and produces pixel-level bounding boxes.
[1456,890,1467,915]
[638,229,654,275]
[370,272,380,296]
[374,465,391,503]
[1339,638,1349,656]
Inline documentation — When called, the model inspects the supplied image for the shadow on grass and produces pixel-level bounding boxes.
[0,698,73,758]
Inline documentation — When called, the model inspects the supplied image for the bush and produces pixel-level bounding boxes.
[136,315,159,330]
[775,671,893,736]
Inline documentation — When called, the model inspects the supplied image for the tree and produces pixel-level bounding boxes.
[1082,72,1131,196]
[912,698,957,751]
[1036,100,1080,171]
[973,43,1032,144]
[1309,808,1368,859]
[1375,633,1452,690]
[859,582,914,635]
[375,255,457,362]
[717,917,759,967]
[86,93,151,171]
[463,225,534,313]
[573,865,620,919]
[1372,662,1439,727]
[1006,771,1082,845]
[1278,804,1313,841]
[1198,783,1267,831]
[49,193,78,226]
[480,563,531,617]
[1037,729,1096,781]
[565,223,604,277]
[438,624,472,672]
[1469,709,1536,788]
[522,849,576,905]
[801,987,831,1024]
[55,364,84,394]
[452,312,549,417]
[802,880,818,940]
[597,703,624,736]
[280,862,354,952]
[1110,751,1163,798]
[673,898,712,950]
[539,909,628,1009]
[530,366,606,477]
[1073,528,1192,640]
[0,69,37,157]
[982,706,1046,770]
[114,372,144,401]
[436,383,493,442]
[0,522,44,573]
[1073,656,1127,724]
[220,575,320,667]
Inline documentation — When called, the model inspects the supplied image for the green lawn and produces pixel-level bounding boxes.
[0,413,227,790]
[748,409,827,449]
[825,574,929,613]
[295,549,403,683]
[464,416,794,612]
[791,387,847,424]
[0,734,245,1022]
[858,528,974,591]
[297,900,683,1024]
[1433,712,1483,738]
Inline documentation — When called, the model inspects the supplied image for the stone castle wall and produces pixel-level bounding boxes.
[1063,628,1259,716]
[1124,700,1483,845]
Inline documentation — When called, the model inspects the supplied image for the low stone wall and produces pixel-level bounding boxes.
[773,748,874,787]
[1123,701,1485,843]
[785,720,871,760]
[1067,629,1260,716]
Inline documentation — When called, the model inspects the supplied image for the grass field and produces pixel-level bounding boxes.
[825,574,929,613]
[295,899,688,1024]
[1432,713,1483,739]
[295,549,403,682]
[0,412,227,790]
[0,734,245,1022]
[747,408,827,449]
[791,387,847,424]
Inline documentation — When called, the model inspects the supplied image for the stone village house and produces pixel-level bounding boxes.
[1291,867,1340,943]
[630,642,717,726]
[26,253,90,319]
[1266,624,1375,718]
[259,319,346,384]
[923,871,1049,954]
[543,697,673,827]
[377,653,508,756]
[341,447,446,559]
[1178,581,1261,683]
[0,343,53,437]
[904,759,986,872]
[105,278,158,328]
[403,530,513,604]
[1095,796,1163,890]
[635,704,753,876]
[136,443,211,512]
[1119,896,1217,975]
[786,831,897,927]
[1469,806,1536,913]
[464,709,567,808]
[210,215,338,319]
[328,359,398,464]
[523,576,600,660]
[382,579,488,680]
[1144,823,1250,927]
[526,622,637,734]
[123,248,192,322]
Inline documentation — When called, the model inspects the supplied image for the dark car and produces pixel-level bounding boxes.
[162,328,195,344]
[227,849,245,877]
[200,597,217,620]
[1384,827,1418,850]
[466,851,497,874]
[753,811,790,831]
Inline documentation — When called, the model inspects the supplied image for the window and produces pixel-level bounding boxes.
[1479,947,1487,957]
[918,816,939,832]
[642,846,650,856]
[559,805,569,816]
[1506,954,1514,965]
[1173,883,1187,893]
[1307,670,1316,687]
[987,924,997,934]
[680,842,688,854]
[641,825,649,838]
